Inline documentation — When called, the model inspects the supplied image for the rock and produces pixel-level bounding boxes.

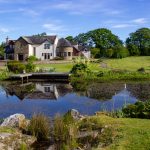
[68,109,84,120]
[1,114,26,128]
[0,133,12,140]
[0,131,36,150]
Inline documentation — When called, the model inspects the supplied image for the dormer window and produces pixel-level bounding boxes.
[44,44,50,49]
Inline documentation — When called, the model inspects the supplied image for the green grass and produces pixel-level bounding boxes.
[92,114,150,150]
[36,63,73,72]
[103,56,150,72]
[36,56,150,73]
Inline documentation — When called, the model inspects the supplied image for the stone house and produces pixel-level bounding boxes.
[5,35,91,61]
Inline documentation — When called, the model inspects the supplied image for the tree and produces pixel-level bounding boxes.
[74,33,94,47]
[0,43,5,59]
[126,28,150,56]
[65,36,74,42]
[89,28,123,49]
[33,32,47,37]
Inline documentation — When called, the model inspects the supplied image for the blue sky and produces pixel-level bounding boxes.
[0,0,149,43]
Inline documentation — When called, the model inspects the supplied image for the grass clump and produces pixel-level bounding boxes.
[53,114,78,150]
[28,113,50,141]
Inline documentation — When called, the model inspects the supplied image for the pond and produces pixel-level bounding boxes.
[0,81,149,118]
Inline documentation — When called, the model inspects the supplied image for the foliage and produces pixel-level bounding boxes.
[28,113,50,141]
[126,28,150,56]
[65,36,74,42]
[78,117,113,148]
[137,67,145,73]
[89,28,123,52]
[122,100,150,119]
[7,60,26,73]
[0,69,9,80]
[71,63,89,74]
[32,32,47,37]
[25,61,36,73]
[20,142,27,150]
[0,42,5,58]
[91,47,101,58]
[74,33,93,46]
[53,56,64,60]
[54,114,78,149]
[112,46,129,58]
[27,56,38,62]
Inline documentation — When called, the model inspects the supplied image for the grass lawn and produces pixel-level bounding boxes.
[36,63,73,72]
[92,114,150,150]
[103,56,150,72]
[36,56,150,73]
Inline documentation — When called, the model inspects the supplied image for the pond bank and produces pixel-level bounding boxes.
[1,110,150,150]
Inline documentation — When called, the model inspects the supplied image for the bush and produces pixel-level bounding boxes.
[70,63,90,74]
[122,101,150,119]
[113,46,129,58]
[7,61,26,73]
[28,113,50,141]
[53,56,64,60]
[25,62,36,73]
[27,56,38,62]
[137,67,145,73]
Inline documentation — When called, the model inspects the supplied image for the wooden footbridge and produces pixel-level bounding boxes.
[10,72,71,83]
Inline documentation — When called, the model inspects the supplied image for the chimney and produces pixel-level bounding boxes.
[6,36,9,44]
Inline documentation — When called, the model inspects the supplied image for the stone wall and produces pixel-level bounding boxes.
[14,38,29,61]
[58,47,73,60]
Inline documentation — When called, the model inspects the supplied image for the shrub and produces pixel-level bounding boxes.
[70,63,90,74]
[122,101,150,119]
[7,61,26,73]
[137,67,145,73]
[28,113,50,141]
[53,56,64,60]
[27,56,38,62]
[53,114,78,149]
[25,62,36,73]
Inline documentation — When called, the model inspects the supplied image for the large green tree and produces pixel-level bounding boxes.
[126,28,150,56]
[73,28,124,57]
[88,28,123,56]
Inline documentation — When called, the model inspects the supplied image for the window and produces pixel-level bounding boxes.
[44,87,50,92]
[68,52,71,56]
[64,52,67,57]
[44,44,50,49]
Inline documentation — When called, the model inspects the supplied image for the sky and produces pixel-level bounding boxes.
[0,0,149,43]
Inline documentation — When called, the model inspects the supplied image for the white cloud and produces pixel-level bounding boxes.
[51,0,122,16]
[43,23,64,31]
[0,27,9,33]
[112,24,135,28]
[132,18,147,24]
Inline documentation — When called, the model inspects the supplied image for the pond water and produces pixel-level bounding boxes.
[0,81,149,118]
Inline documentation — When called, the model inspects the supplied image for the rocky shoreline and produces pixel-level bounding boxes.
[0,110,96,150]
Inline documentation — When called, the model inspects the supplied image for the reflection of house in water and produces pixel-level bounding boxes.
[4,83,73,101]
[26,84,59,100]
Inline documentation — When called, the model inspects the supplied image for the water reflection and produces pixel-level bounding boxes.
[0,81,149,118]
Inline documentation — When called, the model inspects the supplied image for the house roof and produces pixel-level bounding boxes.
[21,35,57,45]
[57,38,72,47]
